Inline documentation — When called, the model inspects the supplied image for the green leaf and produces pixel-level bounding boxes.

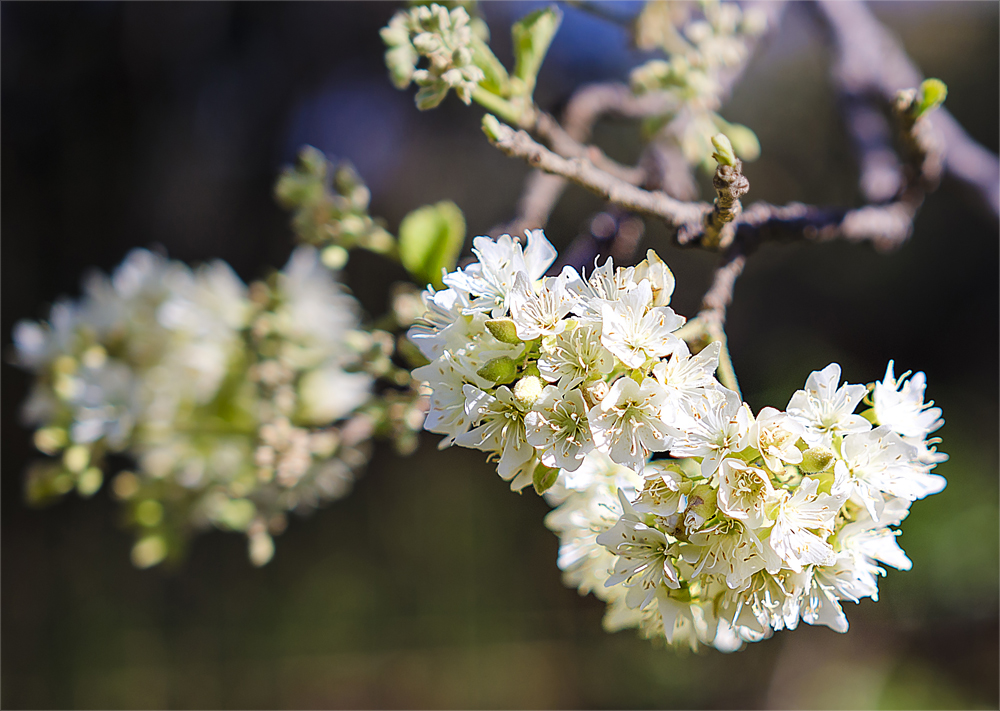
[511,6,562,97]
[398,200,466,288]
[532,462,559,495]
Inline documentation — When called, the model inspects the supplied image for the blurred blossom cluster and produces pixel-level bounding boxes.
[409,229,947,650]
[631,0,766,169]
[12,246,399,568]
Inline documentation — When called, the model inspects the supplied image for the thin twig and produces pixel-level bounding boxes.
[488,119,928,252]
[815,0,1000,220]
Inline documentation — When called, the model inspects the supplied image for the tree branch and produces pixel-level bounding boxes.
[815,0,1000,220]
[487,118,926,252]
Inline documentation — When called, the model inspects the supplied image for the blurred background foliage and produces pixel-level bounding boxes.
[2,1,997,708]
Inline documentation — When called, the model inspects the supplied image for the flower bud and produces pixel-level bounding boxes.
[485,317,522,344]
[513,375,544,408]
[476,355,517,385]
[800,447,835,473]
[584,379,610,405]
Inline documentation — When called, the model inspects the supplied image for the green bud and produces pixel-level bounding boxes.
[800,447,835,473]
[481,113,505,142]
[321,245,349,271]
[513,375,544,408]
[720,121,760,162]
[485,318,522,344]
[914,78,947,118]
[532,462,559,495]
[711,133,737,167]
[476,356,518,385]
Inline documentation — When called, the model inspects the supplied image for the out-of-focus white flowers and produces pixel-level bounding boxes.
[14,246,379,568]
[410,229,947,651]
[630,0,767,170]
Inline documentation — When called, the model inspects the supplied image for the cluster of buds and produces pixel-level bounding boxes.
[409,229,947,650]
[631,0,766,169]
[275,146,396,268]
[381,4,486,110]
[13,246,377,567]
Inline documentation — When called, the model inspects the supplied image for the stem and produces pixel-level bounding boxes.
[472,86,530,128]
[713,332,741,398]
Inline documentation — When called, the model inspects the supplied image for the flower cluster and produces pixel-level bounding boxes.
[631,0,766,169]
[275,146,396,267]
[410,229,947,650]
[381,4,486,110]
[14,246,376,567]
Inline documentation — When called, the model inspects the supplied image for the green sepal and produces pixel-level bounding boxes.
[399,200,466,288]
[532,462,559,495]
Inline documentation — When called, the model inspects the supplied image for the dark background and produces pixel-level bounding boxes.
[3,2,997,708]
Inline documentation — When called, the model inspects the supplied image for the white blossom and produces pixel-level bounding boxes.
[669,386,753,476]
[508,271,577,341]
[589,376,675,472]
[537,321,615,389]
[716,458,778,528]
[787,363,871,447]
[443,230,556,316]
[599,280,685,368]
[597,490,680,609]
[524,385,594,471]
[751,406,805,472]
[874,360,947,464]
[766,477,842,573]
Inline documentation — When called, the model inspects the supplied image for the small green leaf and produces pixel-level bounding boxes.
[915,78,948,118]
[511,6,562,97]
[532,462,559,495]
[398,200,466,288]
